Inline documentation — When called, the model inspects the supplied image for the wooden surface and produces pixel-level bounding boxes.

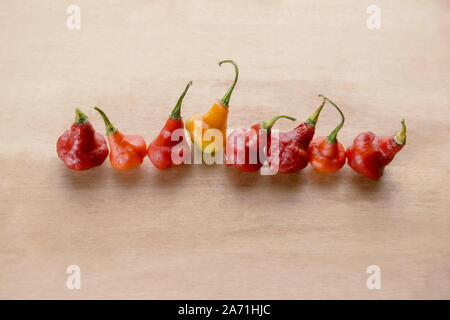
[0,0,449,299]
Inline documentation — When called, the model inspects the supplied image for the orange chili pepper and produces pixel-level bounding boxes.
[308,95,346,173]
[95,107,147,170]
[185,60,238,154]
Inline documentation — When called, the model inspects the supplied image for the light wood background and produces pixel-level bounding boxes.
[0,0,449,299]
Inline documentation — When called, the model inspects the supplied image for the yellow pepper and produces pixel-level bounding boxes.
[185,60,238,154]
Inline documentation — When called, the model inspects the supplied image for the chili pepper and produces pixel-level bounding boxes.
[57,108,109,170]
[185,60,239,154]
[148,81,192,170]
[225,115,296,172]
[346,119,406,180]
[94,107,147,170]
[267,96,326,173]
[308,95,346,173]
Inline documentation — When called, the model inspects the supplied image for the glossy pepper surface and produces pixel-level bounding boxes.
[148,81,192,170]
[346,120,406,180]
[267,96,326,173]
[57,108,108,170]
[185,60,239,154]
[308,95,346,173]
[95,107,147,170]
[226,115,296,172]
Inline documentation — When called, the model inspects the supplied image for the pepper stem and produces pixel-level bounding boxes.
[261,115,296,131]
[393,119,406,145]
[74,108,88,124]
[94,107,117,136]
[218,60,239,107]
[305,95,326,126]
[170,81,192,120]
[318,95,345,144]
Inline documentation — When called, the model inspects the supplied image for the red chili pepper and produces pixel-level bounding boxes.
[57,108,109,170]
[346,119,406,180]
[95,107,147,170]
[308,95,346,173]
[148,81,192,170]
[226,115,296,172]
[267,96,326,173]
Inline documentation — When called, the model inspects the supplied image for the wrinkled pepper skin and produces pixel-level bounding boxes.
[57,108,108,170]
[267,96,326,174]
[226,115,296,172]
[148,82,192,170]
[107,132,147,169]
[185,60,238,154]
[95,107,147,170]
[346,120,406,180]
[148,118,186,170]
[308,95,346,173]
[268,123,315,173]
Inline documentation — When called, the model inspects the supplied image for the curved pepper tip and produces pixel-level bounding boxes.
[261,115,296,130]
[305,95,326,126]
[394,119,406,145]
[320,95,345,145]
[94,106,117,136]
[170,81,193,120]
[218,60,239,108]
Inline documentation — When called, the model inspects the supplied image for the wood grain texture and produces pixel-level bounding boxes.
[0,0,449,299]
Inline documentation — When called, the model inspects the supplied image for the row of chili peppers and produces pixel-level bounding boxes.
[57,60,406,180]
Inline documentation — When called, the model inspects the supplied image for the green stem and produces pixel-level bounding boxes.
[393,119,406,145]
[318,95,345,144]
[94,107,117,136]
[305,95,326,126]
[74,108,88,124]
[218,60,239,107]
[170,81,192,120]
[261,115,296,131]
